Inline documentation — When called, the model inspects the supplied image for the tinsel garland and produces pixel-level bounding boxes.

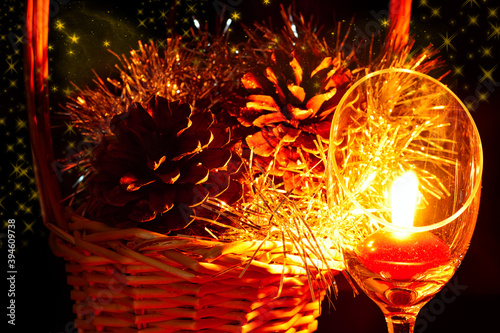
[60,4,444,241]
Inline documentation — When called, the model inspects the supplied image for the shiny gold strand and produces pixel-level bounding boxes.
[330,72,459,248]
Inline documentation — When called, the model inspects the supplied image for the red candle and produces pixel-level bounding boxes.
[356,228,450,280]
[356,172,450,280]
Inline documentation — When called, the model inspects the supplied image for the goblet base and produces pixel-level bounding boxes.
[344,252,457,317]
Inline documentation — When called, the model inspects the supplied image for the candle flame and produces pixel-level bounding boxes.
[391,171,419,228]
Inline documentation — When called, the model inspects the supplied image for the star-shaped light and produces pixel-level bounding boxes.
[68,33,79,43]
[28,189,38,201]
[468,15,479,26]
[15,137,25,147]
[187,3,196,14]
[159,10,168,20]
[5,58,18,74]
[488,7,499,19]
[488,22,500,40]
[22,220,36,234]
[477,91,489,102]
[479,65,497,84]
[138,18,147,28]
[419,0,429,7]
[55,20,65,30]
[231,11,241,21]
[63,122,76,135]
[430,7,441,18]
[15,118,27,131]
[481,46,493,57]
[438,31,458,51]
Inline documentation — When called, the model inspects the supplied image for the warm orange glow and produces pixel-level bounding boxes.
[391,171,419,228]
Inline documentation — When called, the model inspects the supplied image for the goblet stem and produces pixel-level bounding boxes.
[385,314,416,333]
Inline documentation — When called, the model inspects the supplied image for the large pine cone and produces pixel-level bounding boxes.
[86,96,242,235]
[229,50,353,191]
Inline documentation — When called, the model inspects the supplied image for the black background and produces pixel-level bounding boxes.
[1,0,499,332]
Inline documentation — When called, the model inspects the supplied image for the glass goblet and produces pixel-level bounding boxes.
[327,68,483,333]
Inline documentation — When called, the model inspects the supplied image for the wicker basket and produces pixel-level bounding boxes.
[46,213,341,333]
[25,1,342,332]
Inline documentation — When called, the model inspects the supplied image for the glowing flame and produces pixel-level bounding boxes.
[391,171,419,228]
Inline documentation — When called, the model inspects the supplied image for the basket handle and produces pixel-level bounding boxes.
[24,0,66,229]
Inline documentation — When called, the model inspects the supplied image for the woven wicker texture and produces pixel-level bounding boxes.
[48,214,341,333]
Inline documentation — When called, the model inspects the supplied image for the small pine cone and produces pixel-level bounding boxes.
[229,50,353,191]
[86,96,242,235]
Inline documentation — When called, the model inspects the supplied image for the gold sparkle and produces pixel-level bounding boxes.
[28,189,38,201]
[479,65,497,84]
[15,118,27,131]
[231,11,241,21]
[103,40,110,47]
[16,137,25,147]
[488,22,500,40]
[67,141,76,150]
[23,221,35,234]
[263,0,271,4]
[14,34,23,45]
[468,15,479,26]
[453,66,464,76]
[55,20,65,30]
[187,4,196,14]
[430,7,441,18]
[477,91,489,102]
[10,163,30,178]
[488,7,498,19]
[465,100,476,110]
[438,31,457,51]
[68,34,79,43]
[64,122,76,135]
[419,0,429,7]
[481,46,493,57]
[159,10,168,20]
[5,58,18,74]
[138,18,147,28]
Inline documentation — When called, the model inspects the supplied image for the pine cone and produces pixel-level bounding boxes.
[229,50,353,191]
[86,96,242,235]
